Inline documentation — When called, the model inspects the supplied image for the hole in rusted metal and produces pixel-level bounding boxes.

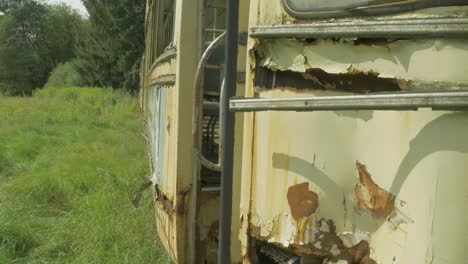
[353,38,405,46]
[254,65,412,94]
[154,185,175,218]
[255,241,311,264]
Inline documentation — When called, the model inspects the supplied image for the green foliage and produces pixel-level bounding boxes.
[0,0,47,95]
[38,4,85,80]
[44,61,84,88]
[76,0,145,93]
[0,0,146,94]
[0,0,84,95]
[0,87,169,263]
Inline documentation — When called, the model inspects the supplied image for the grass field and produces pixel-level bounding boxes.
[0,87,168,263]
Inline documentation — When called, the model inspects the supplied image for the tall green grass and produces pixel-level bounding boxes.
[0,87,168,263]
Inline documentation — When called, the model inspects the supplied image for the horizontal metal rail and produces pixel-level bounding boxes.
[205,28,225,33]
[249,17,468,39]
[229,91,468,112]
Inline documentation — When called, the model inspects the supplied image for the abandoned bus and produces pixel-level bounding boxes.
[140,0,468,263]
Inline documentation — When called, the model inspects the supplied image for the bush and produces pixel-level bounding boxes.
[44,61,84,88]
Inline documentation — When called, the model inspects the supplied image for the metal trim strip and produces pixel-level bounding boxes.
[149,48,177,72]
[230,91,468,112]
[249,17,468,38]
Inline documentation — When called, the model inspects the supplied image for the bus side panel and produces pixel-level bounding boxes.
[240,1,468,263]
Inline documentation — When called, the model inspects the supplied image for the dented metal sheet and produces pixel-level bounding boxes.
[243,89,468,263]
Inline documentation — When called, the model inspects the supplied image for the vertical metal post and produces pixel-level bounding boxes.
[213,7,218,41]
[197,0,204,60]
[218,0,239,262]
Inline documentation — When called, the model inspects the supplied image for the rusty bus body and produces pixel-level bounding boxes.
[141,0,468,263]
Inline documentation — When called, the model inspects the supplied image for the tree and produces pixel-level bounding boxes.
[76,0,145,93]
[0,0,84,95]
[0,0,47,95]
[38,4,85,87]
[0,0,145,95]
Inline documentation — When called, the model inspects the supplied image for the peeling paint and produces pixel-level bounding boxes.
[354,162,396,218]
[249,215,377,263]
[256,38,468,84]
[292,219,376,263]
[387,208,414,230]
[338,231,371,249]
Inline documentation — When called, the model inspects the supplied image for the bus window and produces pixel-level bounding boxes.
[202,0,226,96]
[155,0,175,57]
[146,0,175,69]
[283,0,468,19]
[195,0,227,188]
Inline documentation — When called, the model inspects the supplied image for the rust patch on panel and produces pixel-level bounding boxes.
[354,162,396,217]
[154,185,189,219]
[250,218,376,263]
[249,224,271,241]
[166,117,171,134]
[287,183,319,222]
[175,188,190,216]
[155,185,175,218]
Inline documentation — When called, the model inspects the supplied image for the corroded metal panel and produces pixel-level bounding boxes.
[196,192,221,264]
[245,93,468,263]
[240,1,468,263]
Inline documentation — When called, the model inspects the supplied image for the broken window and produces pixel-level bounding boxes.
[283,0,468,18]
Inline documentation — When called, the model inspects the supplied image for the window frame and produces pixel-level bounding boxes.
[145,0,176,71]
[155,0,175,58]
[282,0,468,19]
